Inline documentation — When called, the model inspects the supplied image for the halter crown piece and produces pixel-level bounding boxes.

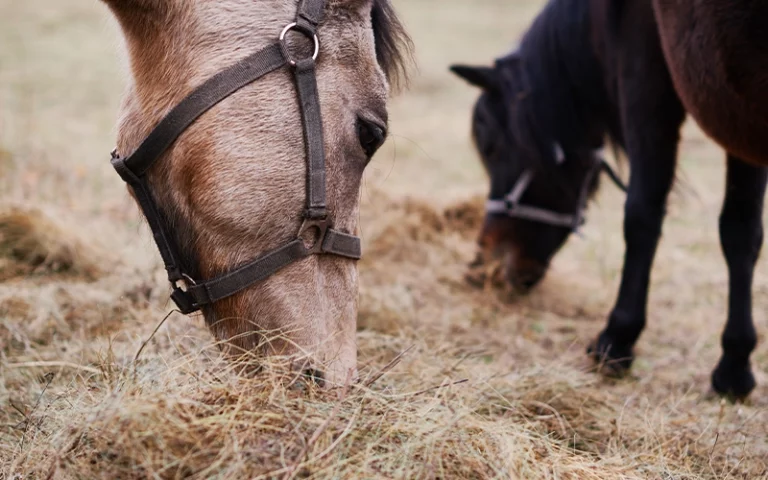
[110,0,362,315]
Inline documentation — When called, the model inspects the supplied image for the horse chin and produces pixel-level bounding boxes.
[275,307,359,390]
[505,261,548,294]
[199,266,360,390]
[223,332,359,390]
[309,334,359,389]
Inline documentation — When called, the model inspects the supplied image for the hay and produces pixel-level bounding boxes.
[6,343,766,479]
[4,0,768,476]
[0,205,107,281]
[1,192,767,479]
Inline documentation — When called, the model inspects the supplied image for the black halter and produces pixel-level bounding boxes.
[486,149,628,230]
[110,0,361,315]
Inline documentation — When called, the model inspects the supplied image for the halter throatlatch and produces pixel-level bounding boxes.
[110,0,361,315]
[486,155,628,230]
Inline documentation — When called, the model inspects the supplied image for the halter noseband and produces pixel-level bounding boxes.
[486,153,627,230]
[110,0,361,315]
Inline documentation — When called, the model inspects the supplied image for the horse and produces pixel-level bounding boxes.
[652,0,768,167]
[101,0,410,387]
[450,0,767,400]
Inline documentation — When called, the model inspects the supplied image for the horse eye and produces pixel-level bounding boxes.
[357,117,387,158]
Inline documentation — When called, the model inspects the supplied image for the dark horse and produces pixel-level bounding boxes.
[451,0,768,399]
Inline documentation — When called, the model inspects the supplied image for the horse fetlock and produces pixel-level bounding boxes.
[721,328,758,359]
[711,355,755,401]
[587,329,636,377]
[606,308,646,343]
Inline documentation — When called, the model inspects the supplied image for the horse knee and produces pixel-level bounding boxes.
[623,197,665,243]
[719,211,763,266]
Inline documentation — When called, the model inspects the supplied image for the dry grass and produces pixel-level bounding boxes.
[2,0,768,478]
[3,191,766,479]
[0,205,107,281]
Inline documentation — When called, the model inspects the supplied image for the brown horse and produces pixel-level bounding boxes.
[652,0,768,166]
[102,0,410,386]
[451,0,767,399]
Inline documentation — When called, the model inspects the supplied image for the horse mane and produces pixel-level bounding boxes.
[503,0,619,170]
[371,0,414,90]
[605,0,628,41]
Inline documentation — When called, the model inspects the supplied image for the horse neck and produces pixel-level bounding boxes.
[515,0,612,151]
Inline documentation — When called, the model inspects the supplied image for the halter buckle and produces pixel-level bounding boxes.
[279,22,320,66]
[298,218,330,254]
[503,197,518,213]
[170,287,199,314]
[169,275,201,314]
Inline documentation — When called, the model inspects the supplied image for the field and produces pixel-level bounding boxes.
[2,0,767,478]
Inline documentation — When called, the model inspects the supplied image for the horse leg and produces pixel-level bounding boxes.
[589,3,686,372]
[711,155,767,400]
[588,121,681,373]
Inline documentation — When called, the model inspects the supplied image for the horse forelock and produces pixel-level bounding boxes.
[371,0,413,90]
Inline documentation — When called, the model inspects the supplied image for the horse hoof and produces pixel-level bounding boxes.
[711,358,755,402]
[586,331,635,377]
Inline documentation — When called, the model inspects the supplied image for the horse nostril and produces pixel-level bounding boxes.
[512,269,546,292]
[303,368,325,387]
[357,117,387,159]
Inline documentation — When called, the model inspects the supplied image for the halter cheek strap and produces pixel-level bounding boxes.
[486,157,627,230]
[110,0,361,315]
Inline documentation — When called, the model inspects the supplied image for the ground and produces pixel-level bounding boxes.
[1,0,767,478]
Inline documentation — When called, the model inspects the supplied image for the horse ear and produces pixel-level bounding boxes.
[498,50,521,68]
[449,65,500,91]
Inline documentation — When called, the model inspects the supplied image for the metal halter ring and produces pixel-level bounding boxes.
[173,273,198,292]
[279,22,320,66]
